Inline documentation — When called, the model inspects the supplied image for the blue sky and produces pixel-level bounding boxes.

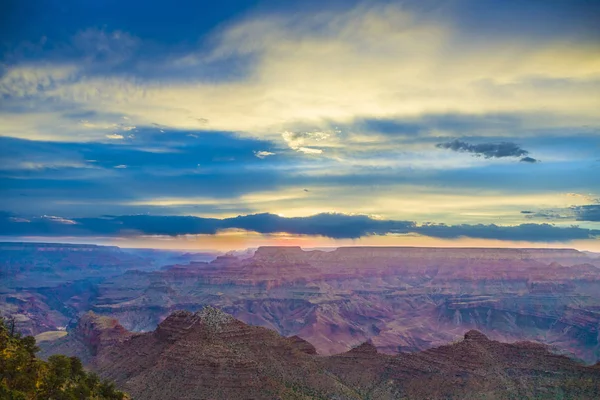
[1,0,599,249]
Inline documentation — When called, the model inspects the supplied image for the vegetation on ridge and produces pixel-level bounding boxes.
[0,317,127,400]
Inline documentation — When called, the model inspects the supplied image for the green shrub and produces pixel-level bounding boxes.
[0,317,127,400]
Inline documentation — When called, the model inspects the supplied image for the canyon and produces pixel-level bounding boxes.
[2,243,600,364]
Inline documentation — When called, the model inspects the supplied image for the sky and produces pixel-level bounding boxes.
[1,0,599,250]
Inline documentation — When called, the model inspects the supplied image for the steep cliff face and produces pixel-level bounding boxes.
[43,309,600,400]
[73,312,132,354]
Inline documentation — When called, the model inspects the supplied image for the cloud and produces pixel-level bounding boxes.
[0,65,78,98]
[1,3,598,232]
[2,134,599,226]
[572,204,600,222]
[105,134,124,140]
[521,210,572,221]
[1,211,598,242]
[282,131,334,154]
[41,215,78,225]
[436,139,529,159]
[416,222,598,242]
[520,156,539,163]
[297,147,323,154]
[253,150,275,159]
[2,3,599,144]
[520,201,600,222]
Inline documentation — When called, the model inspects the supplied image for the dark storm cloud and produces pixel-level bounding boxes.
[1,211,598,242]
[436,140,530,159]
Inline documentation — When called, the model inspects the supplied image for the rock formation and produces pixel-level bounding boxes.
[87,246,600,363]
[41,309,600,400]
[6,244,600,363]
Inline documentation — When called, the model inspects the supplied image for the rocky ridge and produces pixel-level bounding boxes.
[41,308,600,400]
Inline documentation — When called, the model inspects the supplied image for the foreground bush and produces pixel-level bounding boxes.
[0,317,127,400]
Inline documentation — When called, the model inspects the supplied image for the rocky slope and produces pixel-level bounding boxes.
[43,308,361,399]
[41,309,600,400]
